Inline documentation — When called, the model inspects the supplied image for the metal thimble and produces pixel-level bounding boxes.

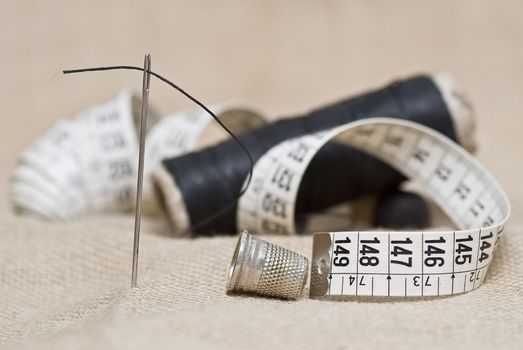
[226,230,309,299]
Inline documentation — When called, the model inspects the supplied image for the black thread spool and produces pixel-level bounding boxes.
[154,73,474,235]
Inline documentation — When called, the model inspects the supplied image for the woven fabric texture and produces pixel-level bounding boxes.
[1,212,522,349]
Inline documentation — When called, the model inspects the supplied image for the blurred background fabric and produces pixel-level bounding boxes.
[0,1,522,349]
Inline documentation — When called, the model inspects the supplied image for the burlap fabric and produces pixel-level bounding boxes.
[1,1,523,348]
[1,212,522,349]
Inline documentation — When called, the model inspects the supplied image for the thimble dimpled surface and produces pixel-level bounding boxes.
[256,243,309,299]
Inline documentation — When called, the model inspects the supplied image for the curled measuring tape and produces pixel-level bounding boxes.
[10,90,266,219]
[237,118,510,297]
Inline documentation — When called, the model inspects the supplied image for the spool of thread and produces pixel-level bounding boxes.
[153,72,475,235]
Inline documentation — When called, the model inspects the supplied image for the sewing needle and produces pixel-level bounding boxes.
[131,53,151,288]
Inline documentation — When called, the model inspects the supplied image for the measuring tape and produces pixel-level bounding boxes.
[237,118,510,297]
[12,91,142,218]
[11,90,266,219]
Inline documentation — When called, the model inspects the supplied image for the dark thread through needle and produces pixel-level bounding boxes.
[63,65,254,234]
